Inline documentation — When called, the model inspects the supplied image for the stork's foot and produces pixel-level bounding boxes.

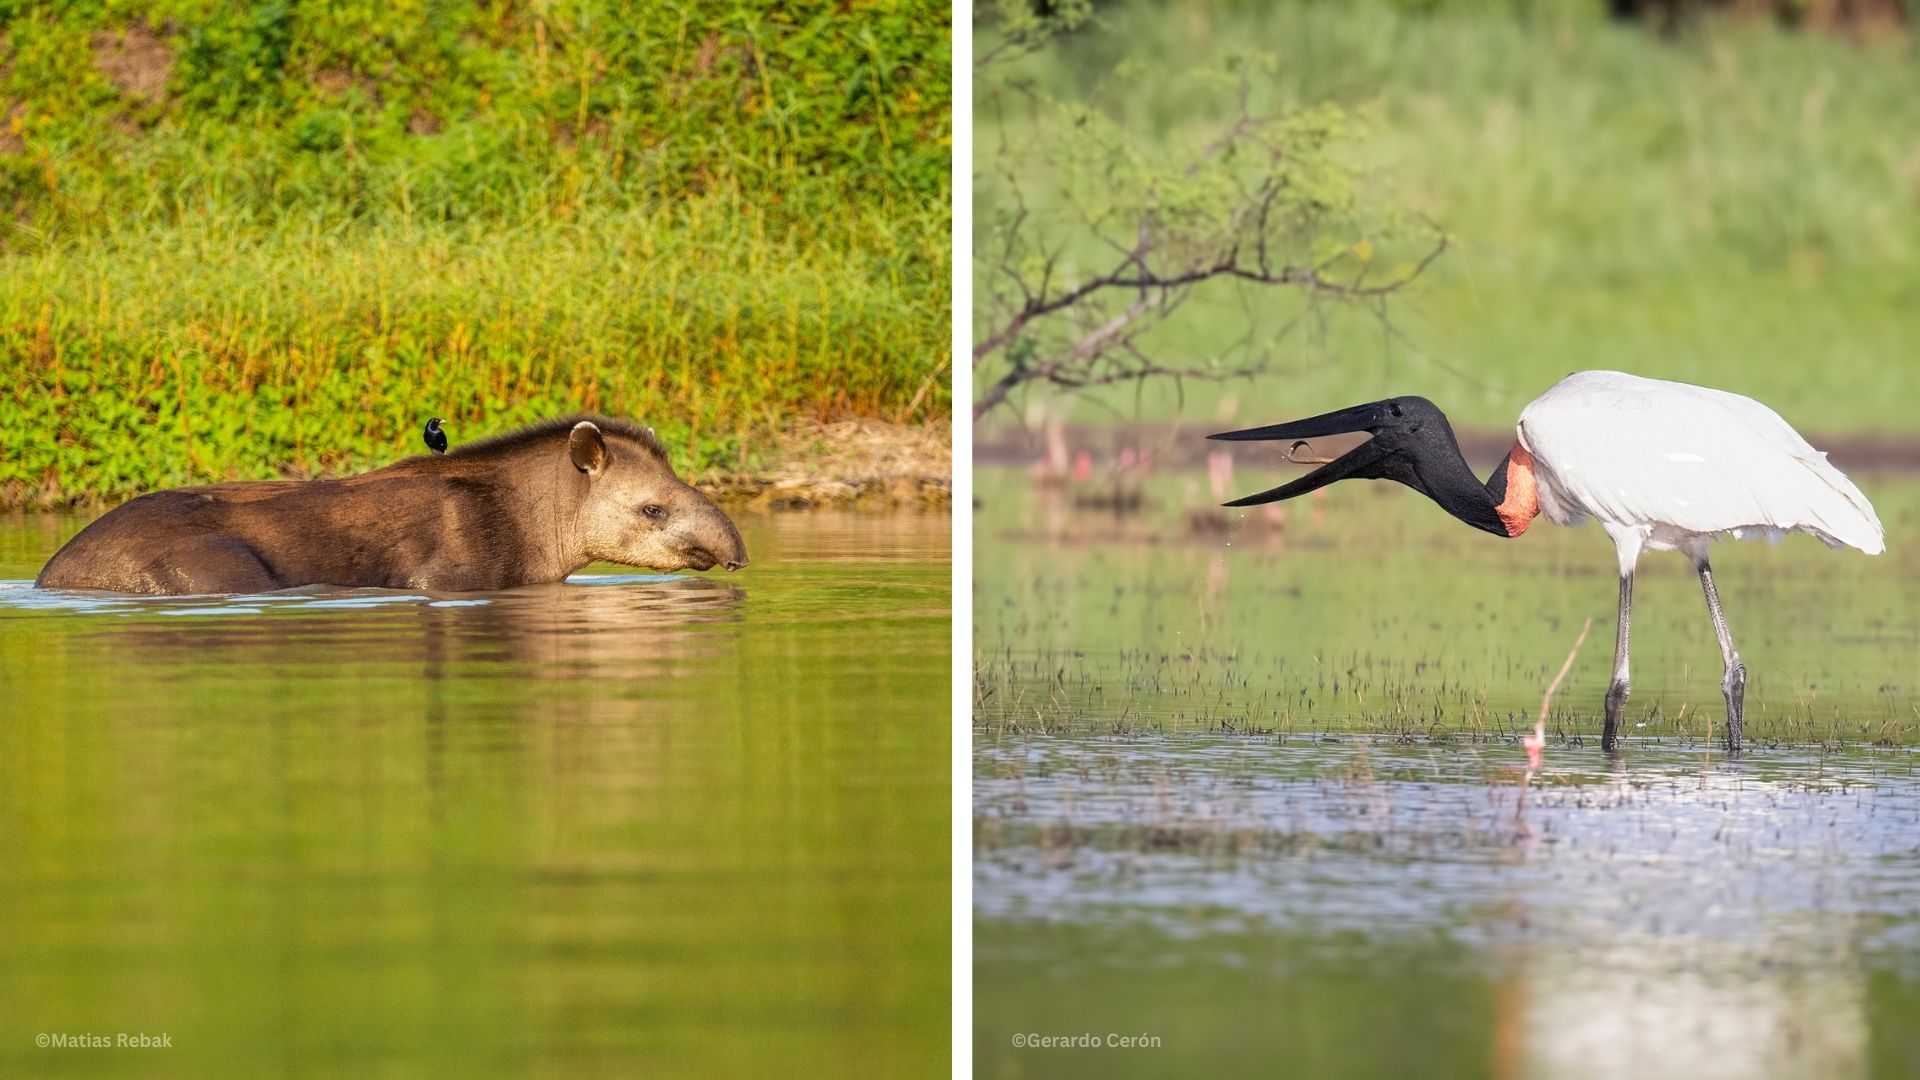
[1602,678,1631,753]
[1722,657,1746,755]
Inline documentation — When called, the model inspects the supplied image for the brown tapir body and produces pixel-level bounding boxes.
[35,416,747,595]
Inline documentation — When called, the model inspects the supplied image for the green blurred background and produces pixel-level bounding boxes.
[0,0,951,506]
[973,0,1919,435]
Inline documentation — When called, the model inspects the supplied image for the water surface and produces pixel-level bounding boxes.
[1,510,948,1078]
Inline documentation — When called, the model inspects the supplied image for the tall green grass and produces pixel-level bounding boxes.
[977,2,1920,432]
[0,1,950,506]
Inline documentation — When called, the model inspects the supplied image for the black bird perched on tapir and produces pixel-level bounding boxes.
[423,417,449,454]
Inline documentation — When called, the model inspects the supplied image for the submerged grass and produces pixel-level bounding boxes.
[0,2,951,506]
[977,1,1920,430]
[973,466,1920,749]
[975,645,1920,750]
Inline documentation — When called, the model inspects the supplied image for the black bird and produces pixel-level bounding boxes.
[423,417,449,454]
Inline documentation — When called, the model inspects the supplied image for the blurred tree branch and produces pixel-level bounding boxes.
[974,0,1093,70]
[972,33,1447,422]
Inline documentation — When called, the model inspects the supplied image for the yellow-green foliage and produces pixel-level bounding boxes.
[978,1,1920,432]
[0,1,951,505]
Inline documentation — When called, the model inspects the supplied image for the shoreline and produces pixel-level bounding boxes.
[4,419,953,513]
[702,419,952,511]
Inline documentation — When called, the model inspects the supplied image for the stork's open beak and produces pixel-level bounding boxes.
[1207,402,1393,507]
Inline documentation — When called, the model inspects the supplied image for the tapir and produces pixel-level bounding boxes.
[34,416,748,595]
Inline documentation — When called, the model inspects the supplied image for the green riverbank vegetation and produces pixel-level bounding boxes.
[1,1,950,507]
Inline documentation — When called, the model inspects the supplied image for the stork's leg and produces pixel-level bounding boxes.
[1696,559,1746,754]
[1601,572,1633,753]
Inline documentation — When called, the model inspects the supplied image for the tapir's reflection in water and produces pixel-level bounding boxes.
[64,573,748,684]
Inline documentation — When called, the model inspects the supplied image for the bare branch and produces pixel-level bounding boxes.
[973,51,1451,422]
[973,233,1448,367]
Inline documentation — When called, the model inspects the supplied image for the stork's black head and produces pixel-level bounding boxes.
[423,417,449,455]
[1207,396,1507,535]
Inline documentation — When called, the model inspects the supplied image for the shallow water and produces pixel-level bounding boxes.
[974,465,1920,1078]
[0,510,948,1078]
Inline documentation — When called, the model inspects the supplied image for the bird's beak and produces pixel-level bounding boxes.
[1207,401,1393,507]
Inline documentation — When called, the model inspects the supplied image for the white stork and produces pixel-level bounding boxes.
[1210,370,1885,754]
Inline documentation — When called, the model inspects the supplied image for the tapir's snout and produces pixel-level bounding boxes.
[685,503,748,573]
[681,547,746,572]
[717,531,749,572]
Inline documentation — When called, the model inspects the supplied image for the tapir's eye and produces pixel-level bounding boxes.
[641,504,667,521]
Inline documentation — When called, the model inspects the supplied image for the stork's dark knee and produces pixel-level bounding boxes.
[1605,678,1631,717]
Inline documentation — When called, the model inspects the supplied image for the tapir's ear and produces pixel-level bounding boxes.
[568,421,607,475]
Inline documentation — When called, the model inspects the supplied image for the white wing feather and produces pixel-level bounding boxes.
[1518,371,1884,554]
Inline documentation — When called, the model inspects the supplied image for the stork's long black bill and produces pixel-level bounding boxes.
[1217,437,1390,507]
[1206,395,1517,537]
[1208,401,1390,508]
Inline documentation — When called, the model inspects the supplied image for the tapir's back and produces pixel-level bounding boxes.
[35,472,513,594]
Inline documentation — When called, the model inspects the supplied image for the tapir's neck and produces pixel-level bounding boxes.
[547,456,598,580]
[391,442,590,585]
